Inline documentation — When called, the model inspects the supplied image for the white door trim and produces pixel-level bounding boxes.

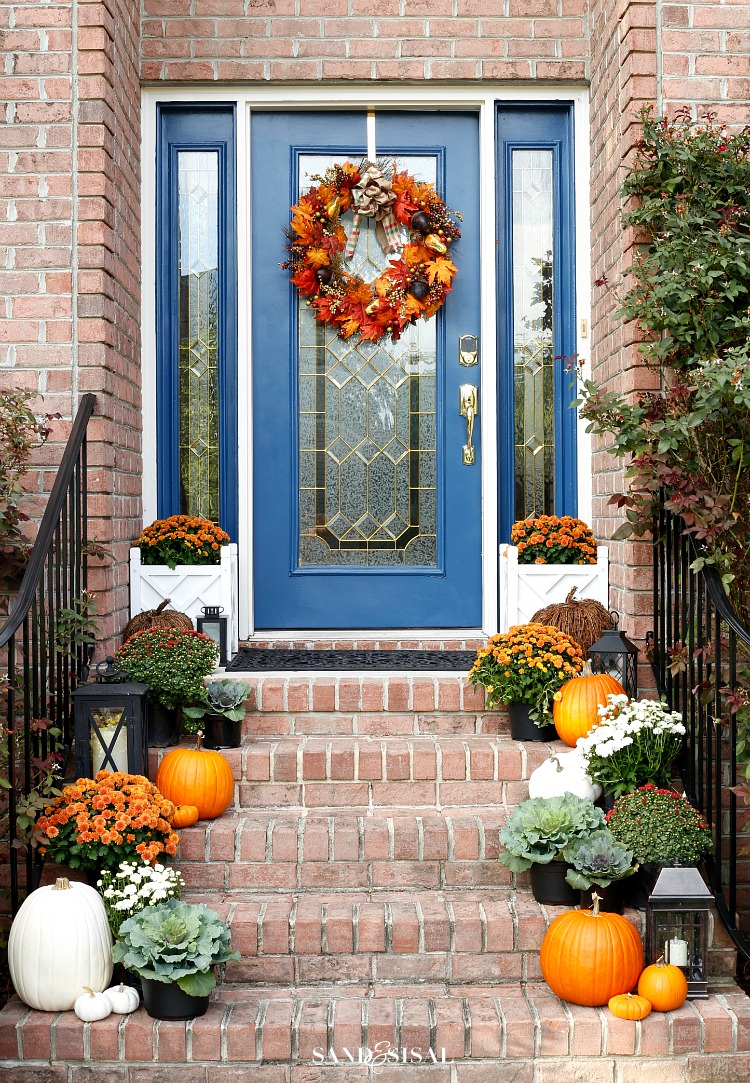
[141,85,591,641]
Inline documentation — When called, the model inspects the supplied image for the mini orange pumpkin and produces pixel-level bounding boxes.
[608,992,652,1020]
[553,661,626,746]
[540,892,644,1007]
[156,734,234,820]
[171,804,200,828]
[637,956,688,1012]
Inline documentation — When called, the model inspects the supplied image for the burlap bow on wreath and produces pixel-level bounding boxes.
[344,163,403,260]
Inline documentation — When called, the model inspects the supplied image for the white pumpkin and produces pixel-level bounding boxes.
[8,877,113,1011]
[527,750,602,802]
[104,983,140,1014]
[74,987,113,1022]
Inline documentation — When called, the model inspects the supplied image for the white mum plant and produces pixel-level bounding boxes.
[97,860,184,938]
[576,695,685,798]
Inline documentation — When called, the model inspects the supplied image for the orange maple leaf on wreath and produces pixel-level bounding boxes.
[426,257,457,286]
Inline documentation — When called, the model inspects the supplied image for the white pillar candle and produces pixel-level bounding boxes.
[667,936,689,967]
[91,713,128,774]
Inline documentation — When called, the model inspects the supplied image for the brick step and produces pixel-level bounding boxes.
[218,673,488,718]
[153,735,558,809]
[191,890,551,986]
[3,982,750,1080]
[178,890,735,988]
[176,808,512,892]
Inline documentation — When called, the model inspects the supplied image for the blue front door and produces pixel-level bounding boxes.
[251,112,481,630]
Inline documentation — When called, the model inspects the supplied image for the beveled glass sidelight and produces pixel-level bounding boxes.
[512,148,555,522]
[177,150,220,522]
[297,154,438,569]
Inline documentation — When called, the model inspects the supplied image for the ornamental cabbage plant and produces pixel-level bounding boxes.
[112,898,240,997]
[499,794,605,871]
[576,695,685,797]
[563,829,637,891]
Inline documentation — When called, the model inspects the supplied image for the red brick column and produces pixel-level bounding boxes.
[0,0,141,649]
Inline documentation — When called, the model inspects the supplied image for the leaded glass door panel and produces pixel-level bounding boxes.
[251,112,481,629]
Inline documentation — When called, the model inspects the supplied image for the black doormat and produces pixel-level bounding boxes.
[225,648,476,672]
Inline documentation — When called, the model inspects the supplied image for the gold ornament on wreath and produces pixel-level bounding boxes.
[283,160,461,345]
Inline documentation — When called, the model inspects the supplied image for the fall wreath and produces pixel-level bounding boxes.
[283,160,461,344]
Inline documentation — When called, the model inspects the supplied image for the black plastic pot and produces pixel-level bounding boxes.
[622,862,664,910]
[508,702,557,743]
[203,713,242,749]
[530,861,577,905]
[141,976,209,1020]
[147,701,181,747]
[578,880,625,914]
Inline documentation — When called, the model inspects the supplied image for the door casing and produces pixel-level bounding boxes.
[141,86,592,639]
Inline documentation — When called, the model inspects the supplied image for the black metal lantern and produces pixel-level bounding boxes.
[646,866,712,999]
[588,612,640,698]
[196,605,228,666]
[73,657,149,777]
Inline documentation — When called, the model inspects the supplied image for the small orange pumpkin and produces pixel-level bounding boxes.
[553,661,626,746]
[156,733,234,820]
[608,992,652,1020]
[637,956,688,1012]
[171,804,200,828]
[540,892,644,1007]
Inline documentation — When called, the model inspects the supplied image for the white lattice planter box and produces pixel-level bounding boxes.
[498,544,609,633]
[129,543,239,656]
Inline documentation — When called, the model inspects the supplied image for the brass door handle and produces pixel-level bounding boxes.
[459,384,478,465]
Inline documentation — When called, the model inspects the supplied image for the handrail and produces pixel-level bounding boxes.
[0,393,95,648]
[654,507,750,964]
[0,392,95,913]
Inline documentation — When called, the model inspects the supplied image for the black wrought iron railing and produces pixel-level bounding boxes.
[653,508,750,962]
[0,393,95,915]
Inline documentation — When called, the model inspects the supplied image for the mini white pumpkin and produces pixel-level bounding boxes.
[74,987,113,1022]
[527,750,602,802]
[103,983,140,1014]
[8,877,113,1011]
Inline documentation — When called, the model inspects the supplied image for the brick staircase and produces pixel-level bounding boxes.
[2,665,750,1082]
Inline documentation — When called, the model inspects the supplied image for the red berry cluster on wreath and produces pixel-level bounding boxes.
[283,161,461,344]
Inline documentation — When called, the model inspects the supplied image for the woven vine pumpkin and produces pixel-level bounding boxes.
[637,957,688,1012]
[156,734,234,820]
[172,804,200,828]
[553,661,626,747]
[531,588,612,653]
[540,892,644,1006]
[608,992,652,1020]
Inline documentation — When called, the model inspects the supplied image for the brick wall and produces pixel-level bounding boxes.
[586,0,750,677]
[0,0,141,646]
[140,0,589,83]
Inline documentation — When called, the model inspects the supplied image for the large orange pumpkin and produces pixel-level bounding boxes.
[156,734,234,820]
[540,892,644,1006]
[637,957,688,1012]
[553,661,626,746]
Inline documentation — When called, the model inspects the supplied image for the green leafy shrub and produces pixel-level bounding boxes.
[577,107,750,614]
[0,389,55,585]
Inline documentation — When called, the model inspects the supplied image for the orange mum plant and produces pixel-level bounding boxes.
[468,623,585,724]
[511,515,597,565]
[134,514,230,569]
[34,771,180,873]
